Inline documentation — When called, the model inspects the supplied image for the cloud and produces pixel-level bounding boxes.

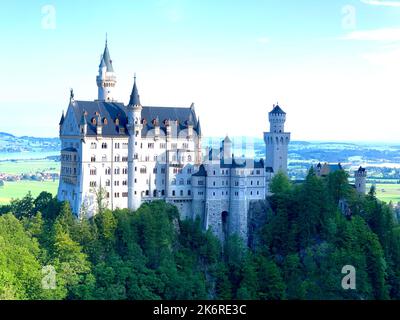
[361,0,400,7]
[342,28,400,41]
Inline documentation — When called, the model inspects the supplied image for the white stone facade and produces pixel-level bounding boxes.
[57,42,290,243]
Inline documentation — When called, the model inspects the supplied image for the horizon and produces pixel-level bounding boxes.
[1,0,400,142]
[2,130,400,146]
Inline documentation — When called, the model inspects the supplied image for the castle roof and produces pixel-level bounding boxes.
[100,42,114,72]
[193,164,207,177]
[270,104,286,115]
[59,111,65,126]
[71,100,200,137]
[128,76,141,106]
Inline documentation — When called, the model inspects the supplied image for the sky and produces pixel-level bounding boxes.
[1,0,400,142]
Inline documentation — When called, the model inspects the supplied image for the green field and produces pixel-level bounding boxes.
[367,183,400,204]
[0,159,59,175]
[0,180,59,205]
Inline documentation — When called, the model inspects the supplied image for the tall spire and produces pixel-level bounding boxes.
[129,74,141,107]
[101,35,114,72]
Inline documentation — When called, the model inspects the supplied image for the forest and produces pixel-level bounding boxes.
[0,168,399,300]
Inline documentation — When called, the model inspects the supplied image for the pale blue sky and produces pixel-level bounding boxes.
[1,0,400,141]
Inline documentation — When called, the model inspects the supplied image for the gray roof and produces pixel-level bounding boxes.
[59,111,65,125]
[140,106,200,136]
[193,164,207,177]
[270,105,286,115]
[70,101,200,137]
[72,101,127,136]
[128,77,141,106]
[100,43,114,72]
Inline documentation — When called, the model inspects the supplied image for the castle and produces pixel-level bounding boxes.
[57,41,290,243]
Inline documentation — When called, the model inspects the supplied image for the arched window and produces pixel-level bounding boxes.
[102,155,107,162]
[115,155,120,162]
[105,167,111,175]
[188,155,192,162]
[91,155,96,162]
[90,168,97,175]
[102,142,107,149]
[114,167,120,175]
[140,166,147,174]
[90,142,97,149]
[106,180,111,187]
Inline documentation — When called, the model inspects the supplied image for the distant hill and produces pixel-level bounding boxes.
[0,132,60,154]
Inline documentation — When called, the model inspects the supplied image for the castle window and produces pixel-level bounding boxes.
[105,167,111,175]
[180,190,184,196]
[213,181,216,186]
[140,167,147,174]
[102,155,107,162]
[172,179,176,185]
[114,155,120,162]
[148,143,154,149]
[114,193,120,198]
[114,167,120,175]
[123,180,127,186]
[187,179,191,185]
[102,143,107,149]
[188,155,192,162]
[115,143,120,149]
[90,142,97,149]
[182,143,189,149]
[162,190,165,196]
[122,192,128,198]
[179,179,184,185]
[91,155,96,162]
[153,190,157,197]
[161,168,166,174]
[106,192,110,198]
[90,181,97,187]
[213,192,216,196]
[153,168,157,174]
[114,181,119,186]
[90,168,97,175]
[123,168,128,174]
[256,170,260,175]
[172,190,176,196]
[188,190,191,196]
[106,180,111,187]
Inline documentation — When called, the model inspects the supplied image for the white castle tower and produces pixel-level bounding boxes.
[127,76,142,211]
[264,104,291,174]
[96,38,117,102]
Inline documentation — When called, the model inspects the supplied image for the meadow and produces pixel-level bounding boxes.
[0,159,59,175]
[367,183,400,205]
[0,180,59,204]
[0,159,60,204]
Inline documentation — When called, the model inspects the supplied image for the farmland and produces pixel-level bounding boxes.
[0,180,59,205]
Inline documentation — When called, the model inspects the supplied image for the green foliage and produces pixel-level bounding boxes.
[0,174,400,300]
